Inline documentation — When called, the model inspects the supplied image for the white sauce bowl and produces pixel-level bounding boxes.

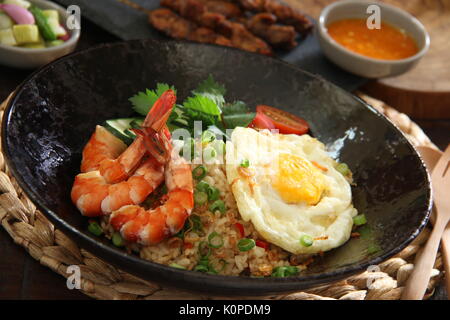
[0,0,80,69]
[317,0,430,78]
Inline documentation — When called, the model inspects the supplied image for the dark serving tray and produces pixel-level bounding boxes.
[55,0,367,91]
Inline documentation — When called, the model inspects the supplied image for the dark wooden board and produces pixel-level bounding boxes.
[54,0,366,92]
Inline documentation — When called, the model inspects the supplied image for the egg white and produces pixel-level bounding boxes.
[225,127,357,254]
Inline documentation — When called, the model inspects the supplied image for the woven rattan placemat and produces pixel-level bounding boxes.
[0,92,443,300]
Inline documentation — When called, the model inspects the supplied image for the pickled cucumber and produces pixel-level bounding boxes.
[12,24,39,44]
[0,12,14,30]
[0,28,17,46]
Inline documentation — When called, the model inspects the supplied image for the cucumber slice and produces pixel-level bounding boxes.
[0,12,14,30]
[42,10,59,21]
[4,0,31,9]
[130,118,144,129]
[103,118,143,145]
[0,28,17,46]
[47,17,67,37]
[13,24,39,44]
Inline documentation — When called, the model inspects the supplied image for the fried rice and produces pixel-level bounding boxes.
[100,158,313,276]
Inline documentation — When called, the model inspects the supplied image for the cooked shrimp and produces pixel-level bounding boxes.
[82,90,176,183]
[109,140,194,245]
[71,90,176,217]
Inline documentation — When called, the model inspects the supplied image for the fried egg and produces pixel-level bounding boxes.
[225,127,357,254]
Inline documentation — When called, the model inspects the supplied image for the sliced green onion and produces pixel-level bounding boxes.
[207,186,220,202]
[180,138,195,161]
[112,232,125,247]
[196,181,210,192]
[198,241,211,258]
[271,266,299,277]
[271,266,286,277]
[336,163,350,176]
[194,191,208,206]
[284,266,299,276]
[208,231,224,249]
[88,221,103,236]
[209,200,226,215]
[211,139,226,155]
[240,159,250,168]
[238,238,256,252]
[169,263,186,270]
[192,165,207,180]
[217,259,228,272]
[201,130,216,144]
[198,256,210,267]
[194,264,209,272]
[300,235,313,247]
[203,146,217,162]
[353,214,367,226]
[190,215,203,233]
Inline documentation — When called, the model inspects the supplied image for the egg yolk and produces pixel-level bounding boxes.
[273,153,326,205]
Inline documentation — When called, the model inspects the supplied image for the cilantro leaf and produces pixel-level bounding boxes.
[223,113,256,129]
[222,101,255,129]
[129,83,176,116]
[194,75,226,96]
[222,100,250,115]
[183,94,221,117]
[192,75,226,109]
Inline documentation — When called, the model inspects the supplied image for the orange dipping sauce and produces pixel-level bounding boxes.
[327,19,419,60]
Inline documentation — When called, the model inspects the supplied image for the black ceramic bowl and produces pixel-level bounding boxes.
[2,40,431,296]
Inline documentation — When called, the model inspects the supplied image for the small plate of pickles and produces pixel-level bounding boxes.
[0,0,80,69]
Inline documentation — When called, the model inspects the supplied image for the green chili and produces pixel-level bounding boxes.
[88,221,103,236]
[192,165,207,180]
[237,238,256,252]
[207,231,224,249]
[209,200,226,215]
[112,232,125,247]
[300,235,313,247]
[353,214,367,226]
[194,191,208,206]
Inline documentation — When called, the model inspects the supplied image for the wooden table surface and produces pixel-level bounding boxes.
[0,12,449,301]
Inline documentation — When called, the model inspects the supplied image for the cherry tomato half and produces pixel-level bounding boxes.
[249,111,276,130]
[256,105,309,135]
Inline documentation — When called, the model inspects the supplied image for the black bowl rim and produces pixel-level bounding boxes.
[1,39,432,295]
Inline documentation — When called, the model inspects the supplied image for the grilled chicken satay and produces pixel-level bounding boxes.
[199,0,243,18]
[236,0,313,35]
[149,8,232,47]
[161,0,273,56]
[245,13,297,49]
